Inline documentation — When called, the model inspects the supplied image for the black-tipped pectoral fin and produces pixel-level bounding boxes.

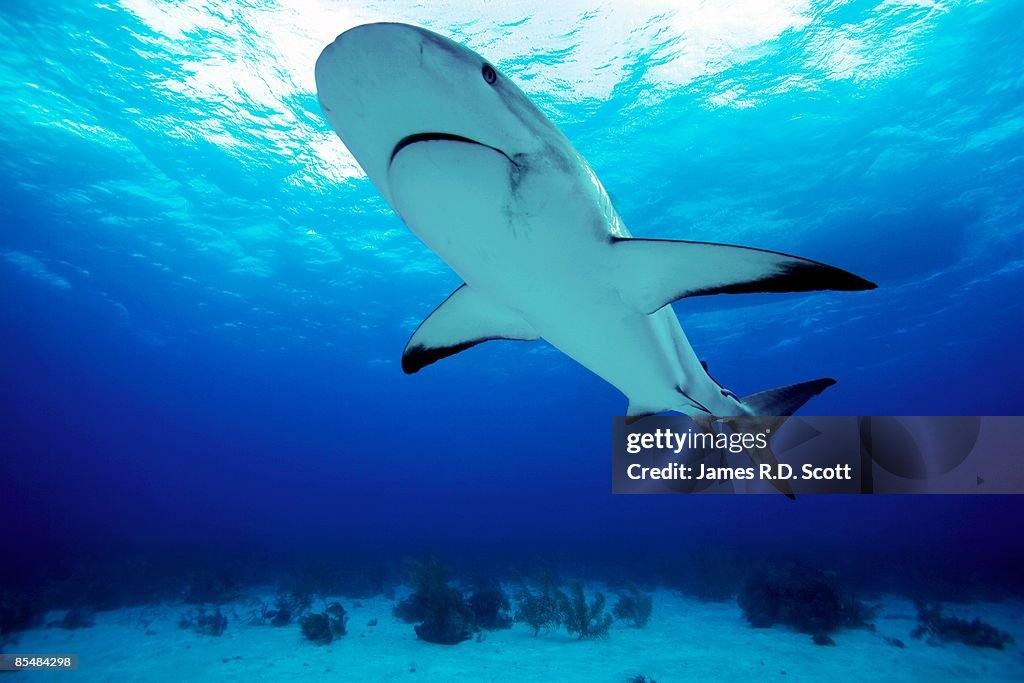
[402,284,539,374]
[402,338,489,374]
[611,237,876,314]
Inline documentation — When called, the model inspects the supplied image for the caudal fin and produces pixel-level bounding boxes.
[740,377,835,417]
[725,378,836,499]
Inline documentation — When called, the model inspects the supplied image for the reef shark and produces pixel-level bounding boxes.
[315,23,875,423]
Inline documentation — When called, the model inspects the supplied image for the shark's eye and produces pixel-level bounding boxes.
[481,63,497,85]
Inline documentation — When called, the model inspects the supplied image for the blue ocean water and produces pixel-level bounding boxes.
[1,0,1023,678]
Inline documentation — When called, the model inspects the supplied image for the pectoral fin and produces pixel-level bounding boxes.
[402,284,539,374]
[612,237,875,314]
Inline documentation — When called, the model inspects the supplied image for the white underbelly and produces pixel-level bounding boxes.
[537,304,687,404]
[385,135,728,413]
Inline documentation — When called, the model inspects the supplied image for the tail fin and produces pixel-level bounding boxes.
[725,378,836,499]
[740,378,835,417]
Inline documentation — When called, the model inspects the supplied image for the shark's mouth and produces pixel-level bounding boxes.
[390,132,514,165]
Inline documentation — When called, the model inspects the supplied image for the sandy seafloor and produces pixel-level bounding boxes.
[4,589,1022,682]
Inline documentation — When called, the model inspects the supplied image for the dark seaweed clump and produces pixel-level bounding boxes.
[514,574,617,639]
[1,592,43,638]
[267,597,296,627]
[911,602,1014,650]
[393,558,514,644]
[300,613,332,645]
[178,608,227,636]
[468,582,512,630]
[613,584,653,628]
[300,601,348,645]
[250,589,313,627]
[394,556,475,645]
[738,565,874,644]
[562,581,613,640]
[325,602,347,635]
[515,574,566,636]
[46,608,95,630]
